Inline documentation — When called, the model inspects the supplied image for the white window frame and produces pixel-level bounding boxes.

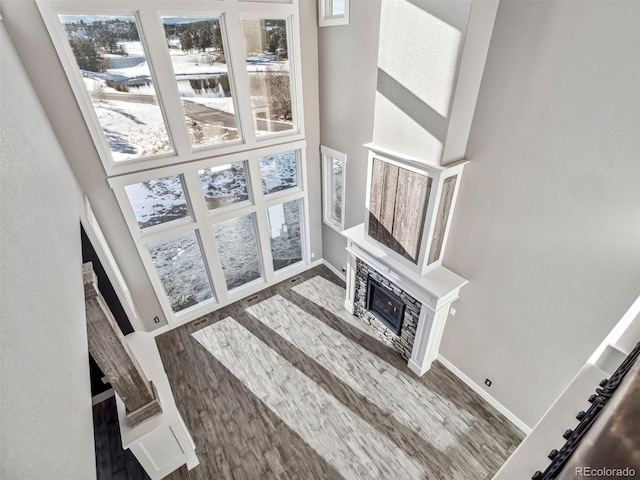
[81,196,142,327]
[318,0,349,27]
[109,140,311,327]
[36,0,306,177]
[321,145,347,233]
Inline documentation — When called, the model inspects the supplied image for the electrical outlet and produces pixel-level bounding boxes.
[485,378,492,387]
[450,307,456,316]
[153,316,160,324]
[311,252,315,258]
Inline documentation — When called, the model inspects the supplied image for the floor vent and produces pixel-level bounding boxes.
[290,276,303,283]
[192,318,208,328]
[246,295,260,303]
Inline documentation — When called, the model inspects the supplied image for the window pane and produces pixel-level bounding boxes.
[161,17,240,148]
[199,163,249,211]
[58,15,172,161]
[332,0,347,16]
[148,231,214,312]
[331,158,343,224]
[267,200,302,271]
[213,214,262,290]
[240,19,294,136]
[259,150,298,195]
[124,175,190,229]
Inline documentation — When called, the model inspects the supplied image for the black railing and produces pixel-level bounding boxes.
[532,341,640,480]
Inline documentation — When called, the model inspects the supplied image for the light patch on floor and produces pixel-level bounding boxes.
[192,317,425,480]
[246,291,469,452]
[292,275,372,334]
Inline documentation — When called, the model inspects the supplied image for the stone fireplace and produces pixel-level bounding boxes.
[342,145,468,376]
[354,259,421,360]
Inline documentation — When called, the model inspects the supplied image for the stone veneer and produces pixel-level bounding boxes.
[353,259,421,361]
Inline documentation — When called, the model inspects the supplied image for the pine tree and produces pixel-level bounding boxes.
[69,37,103,72]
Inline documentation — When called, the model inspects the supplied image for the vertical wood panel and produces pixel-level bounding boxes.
[395,170,431,263]
[428,175,458,265]
[368,158,386,239]
[378,162,399,247]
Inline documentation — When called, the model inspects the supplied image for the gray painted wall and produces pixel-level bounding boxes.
[0,20,96,480]
[319,0,640,428]
[318,0,382,273]
[1,0,323,331]
[372,0,471,164]
[441,0,640,428]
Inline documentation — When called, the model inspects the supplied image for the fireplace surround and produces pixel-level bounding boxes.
[367,276,406,335]
[355,261,421,360]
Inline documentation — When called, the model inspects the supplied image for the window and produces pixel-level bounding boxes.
[57,14,173,162]
[259,150,299,195]
[161,16,240,149]
[319,0,350,27]
[39,0,309,327]
[267,199,303,271]
[198,162,250,211]
[124,175,191,230]
[321,146,347,232]
[38,1,304,176]
[148,231,214,313]
[110,142,308,326]
[241,19,294,136]
[213,214,262,290]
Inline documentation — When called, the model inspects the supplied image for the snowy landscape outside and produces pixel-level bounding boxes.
[122,151,299,311]
[59,15,293,161]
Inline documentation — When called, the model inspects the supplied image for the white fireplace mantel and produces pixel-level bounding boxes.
[343,223,467,376]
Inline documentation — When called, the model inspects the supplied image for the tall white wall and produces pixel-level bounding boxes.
[0,20,96,480]
[372,0,471,164]
[441,0,640,428]
[318,0,382,273]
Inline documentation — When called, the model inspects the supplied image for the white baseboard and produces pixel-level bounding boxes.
[437,354,531,435]
[408,358,431,377]
[322,259,346,281]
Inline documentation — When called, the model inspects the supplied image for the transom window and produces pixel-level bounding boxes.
[38,0,304,176]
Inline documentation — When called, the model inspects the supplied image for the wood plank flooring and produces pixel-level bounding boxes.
[156,266,523,479]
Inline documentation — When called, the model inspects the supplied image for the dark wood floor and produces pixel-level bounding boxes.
[154,265,523,479]
[93,396,150,480]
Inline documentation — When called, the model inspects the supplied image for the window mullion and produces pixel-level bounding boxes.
[137,8,192,156]
[247,157,275,284]
[224,4,258,147]
[181,171,229,304]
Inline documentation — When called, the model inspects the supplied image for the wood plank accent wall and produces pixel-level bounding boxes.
[84,262,162,426]
[368,158,431,263]
[427,175,458,265]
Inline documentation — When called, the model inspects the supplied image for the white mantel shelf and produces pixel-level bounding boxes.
[343,224,467,305]
[342,223,467,376]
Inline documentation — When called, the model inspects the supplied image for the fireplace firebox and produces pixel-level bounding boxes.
[366,277,406,335]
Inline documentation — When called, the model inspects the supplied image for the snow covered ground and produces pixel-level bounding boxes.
[77,40,293,158]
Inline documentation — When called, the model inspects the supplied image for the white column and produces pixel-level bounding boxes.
[344,242,357,314]
[407,300,455,376]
